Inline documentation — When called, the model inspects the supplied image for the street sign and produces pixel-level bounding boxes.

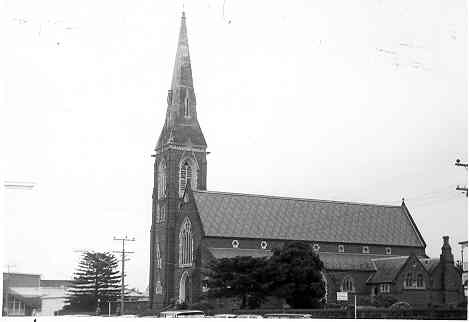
[337,291,348,301]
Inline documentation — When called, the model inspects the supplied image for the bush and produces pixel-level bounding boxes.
[373,294,398,308]
[187,301,214,312]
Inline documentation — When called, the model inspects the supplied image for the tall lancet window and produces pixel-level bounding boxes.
[179,217,193,267]
[158,160,167,199]
[179,159,196,197]
[184,96,190,118]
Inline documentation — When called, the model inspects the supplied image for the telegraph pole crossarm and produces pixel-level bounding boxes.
[455,159,468,197]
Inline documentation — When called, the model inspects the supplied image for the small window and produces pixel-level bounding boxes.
[184,96,190,117]
[232,240,239,248]
[385,247,392,255]
[417,274,424,288]
[313,244,320,252]
[380,283,391,293]
[155,280,163,294]
[341,276,354,292]
[362,246,370,254]
[338,244,345,253]
[404,272,413,288]
[260,241,268,249]
[160,207,166,223]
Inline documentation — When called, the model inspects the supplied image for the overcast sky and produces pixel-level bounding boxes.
[2,0,467,291]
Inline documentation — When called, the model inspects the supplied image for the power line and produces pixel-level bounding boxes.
[112,235,135,316]
[455,158,468,197]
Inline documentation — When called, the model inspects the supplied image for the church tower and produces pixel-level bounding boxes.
[149,12,207,308]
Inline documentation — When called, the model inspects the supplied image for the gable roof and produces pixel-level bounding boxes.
[192,190,425,247]
[367,256,409,284]
[418,257,440,273]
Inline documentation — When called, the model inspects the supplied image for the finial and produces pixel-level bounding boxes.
[401,197,405,203]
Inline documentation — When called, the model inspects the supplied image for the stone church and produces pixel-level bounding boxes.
[148,13,464,310]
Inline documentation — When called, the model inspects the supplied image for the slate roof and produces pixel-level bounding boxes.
[192,190,425,247]
[207,248,382,271]
[367,257,409,284]
[418,258,440,273]
[208,248,272,259]
[319,253,382,272]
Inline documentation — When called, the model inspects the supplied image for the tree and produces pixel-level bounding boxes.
[204,256,269,309]
[264,242,326,308]
[65,251,121,312]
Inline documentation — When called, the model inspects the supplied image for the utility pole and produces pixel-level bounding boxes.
[455,159,468,197]
[3,264,16,316]
[113,235,135,316]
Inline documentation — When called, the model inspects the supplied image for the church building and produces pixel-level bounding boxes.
[148,13,464,310]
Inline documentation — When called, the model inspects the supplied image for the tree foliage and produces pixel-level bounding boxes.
[65,251,121,312]
[205,256,269,309]
[265,242,326,308]
[204,242,326,309]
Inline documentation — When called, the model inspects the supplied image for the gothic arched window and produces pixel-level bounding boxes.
[404,272,413,288]
[341,276,355,293]
[184,96,190,118]
[156,241,162,269]
[179,159,197,197]
[179,217,193,267]
[417,274,424,288]
[158,160,167,199]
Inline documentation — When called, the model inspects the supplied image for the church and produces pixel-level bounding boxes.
[148,13,464,310]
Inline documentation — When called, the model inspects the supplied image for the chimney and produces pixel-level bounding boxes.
[440,235,454,264]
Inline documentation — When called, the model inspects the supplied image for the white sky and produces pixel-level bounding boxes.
[1,0,467,292]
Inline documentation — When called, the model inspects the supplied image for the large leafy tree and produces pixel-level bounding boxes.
[264,242,326,308]
[204,256,269,309]
[65,251,121,312]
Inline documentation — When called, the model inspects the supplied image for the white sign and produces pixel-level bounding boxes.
[337,291,348,301]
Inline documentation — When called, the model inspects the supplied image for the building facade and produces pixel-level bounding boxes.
[148,12,465,310]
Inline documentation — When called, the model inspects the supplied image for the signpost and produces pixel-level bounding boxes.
[337,292,348,301]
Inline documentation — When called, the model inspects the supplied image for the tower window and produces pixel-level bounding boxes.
[338,244,345,253]
[179,159,197,197]
[156,242,162,268]
[184,96,190,117]
[362,246,370,254]
[179,217,193,267]
[158,160,167,199]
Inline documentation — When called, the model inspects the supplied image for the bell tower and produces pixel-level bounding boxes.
[149,12,208,308]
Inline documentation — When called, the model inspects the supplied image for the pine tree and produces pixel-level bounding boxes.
[65,251,121,312]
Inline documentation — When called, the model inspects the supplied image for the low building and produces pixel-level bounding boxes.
[2,273,72,316]
[458,240,467,297]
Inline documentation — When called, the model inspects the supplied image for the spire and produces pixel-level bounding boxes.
[155,12,207,151]
[171,11,193,90]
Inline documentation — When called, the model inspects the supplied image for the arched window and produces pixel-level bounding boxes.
[417,274,424,288]
[184,96,190,117]
[158,160,167,199]
[404,272,413,288]
[341,276,354,292]
[156,242,162,268]
[179,159,197,197]
[179,217,193,267]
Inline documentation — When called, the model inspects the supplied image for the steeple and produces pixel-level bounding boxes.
[155,12,207,151]
[171,12,193,90]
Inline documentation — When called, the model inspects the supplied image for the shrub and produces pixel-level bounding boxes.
[373,294,398,308]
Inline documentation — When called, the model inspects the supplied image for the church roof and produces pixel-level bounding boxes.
[192,190,425,247]
[366,256,409,284]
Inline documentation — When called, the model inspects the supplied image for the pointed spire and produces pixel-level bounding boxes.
[171,11,193,90]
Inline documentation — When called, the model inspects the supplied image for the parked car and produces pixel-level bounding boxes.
[159,310,206,318]
[389,302,411,311]
[264,314,311,319]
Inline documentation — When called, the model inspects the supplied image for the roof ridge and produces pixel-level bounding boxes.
[320,252,398,258]
[371,256,409,261]
[193,189,401,208]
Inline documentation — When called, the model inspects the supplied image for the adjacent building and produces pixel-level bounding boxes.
[2,273,71,316]
[148,12,465,310]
